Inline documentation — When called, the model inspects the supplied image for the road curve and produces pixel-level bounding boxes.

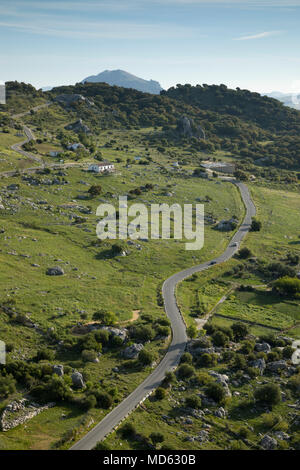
[10,102,52,164]
[70,180,256,451]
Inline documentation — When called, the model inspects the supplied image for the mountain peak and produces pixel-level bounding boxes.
[81,69,163,94]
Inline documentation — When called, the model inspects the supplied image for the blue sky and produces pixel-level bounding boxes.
[1,0,300,93]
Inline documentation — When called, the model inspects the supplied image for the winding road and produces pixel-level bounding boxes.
[6,106,256,450]
[70,181,256,450]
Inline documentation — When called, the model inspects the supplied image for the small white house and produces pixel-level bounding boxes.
[88,162,115,173]
[50,150,60,157]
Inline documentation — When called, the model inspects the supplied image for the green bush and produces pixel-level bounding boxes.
[254,383,281,407]
[155,387,166,400]
[185,395,201,409]
[177,364,195,379]
[206,382,226,404]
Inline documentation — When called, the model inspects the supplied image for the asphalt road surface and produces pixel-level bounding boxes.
[70,180,256,450]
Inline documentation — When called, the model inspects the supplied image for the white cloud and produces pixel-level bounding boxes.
[235,30,283,40]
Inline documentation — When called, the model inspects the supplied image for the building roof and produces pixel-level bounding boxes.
[90,162,114,167]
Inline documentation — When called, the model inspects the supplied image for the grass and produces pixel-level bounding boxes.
[0,119,244,449]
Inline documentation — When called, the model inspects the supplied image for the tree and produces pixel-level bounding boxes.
[119,422,136,439]
[232,322,249,340]
[155,387,166,400]
[150,432,165,446]
[88,185,102,197]
[187,324,197,339]
[180,352,193,364]
[254,383,281,407]
[273,277,300,298]
[250,218,262,232]
[238,247,252,259]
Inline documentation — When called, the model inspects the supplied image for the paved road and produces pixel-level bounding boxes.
[70,180,256,451]
[10,102,52,164]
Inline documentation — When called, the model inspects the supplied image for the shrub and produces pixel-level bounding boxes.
[155,387,166,400]
[92,309,117,325]
[88,185,102,196]
[212,330,228,347]
[138,349,154,366]
[150,432,164,445]
[250,218,262,232]
[36,348,55,361]
[81,349,97,363]
[119,422,136,439]
[132,325,155,342]
[232,322,249,340]
[180,352,193,364]
[185,395,201,409]
[0,374,16,398]
[177,364,195,379]
[254,383,281,407]
[206,382,226,404]
[238,247,252,259]
[187,325,198,339]
[198,353,218,368]
[163,371,176,386]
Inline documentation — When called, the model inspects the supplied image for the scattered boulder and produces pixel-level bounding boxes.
[250,358,266,375]
[71,371,85,389]
[53,364,64,377]
[46,266,65,276]
[266,360,288,373]
[208,371,231,397]
[255,342,271,353]
[65,119,90,134]
[214,407,227,419]
[274,431,290,441]
[122,343,144,359]
[260,435,277,450]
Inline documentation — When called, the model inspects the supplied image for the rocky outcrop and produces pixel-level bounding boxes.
[122,343,144,359]
[55,94,94,107]
[214,217,238,232]
[250,358,266,375]
[53,364,64,377]
[208,371,232,397]
[65,119,90,134]
[71,371,85,389]
[255,342,271,353]
[176,116,205,140]
[0,399,55,432]
[46,266,64,276]
[266,360,288,373]
[260,435,277,450]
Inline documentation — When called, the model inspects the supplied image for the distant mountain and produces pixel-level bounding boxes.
[263,91,300,110]
[81,69,163,94]
[41,86,53,92]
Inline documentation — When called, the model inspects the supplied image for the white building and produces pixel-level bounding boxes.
[88,162,115,173]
